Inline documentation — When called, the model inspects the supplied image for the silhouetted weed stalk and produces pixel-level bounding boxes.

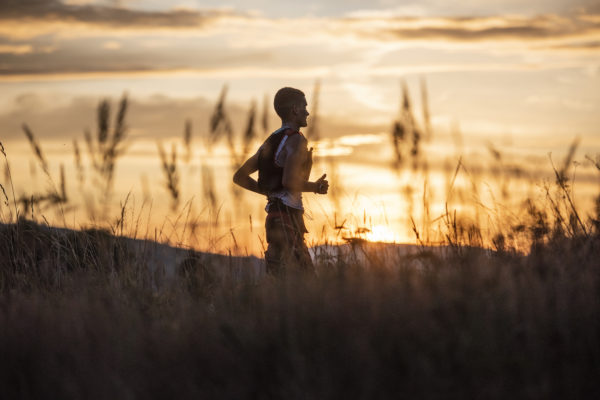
[20,124,68,216]
[157,142,180,211]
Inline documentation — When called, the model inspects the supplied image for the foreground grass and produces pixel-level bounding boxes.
[1,220,599,399]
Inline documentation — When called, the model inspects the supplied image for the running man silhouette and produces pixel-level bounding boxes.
[233,87,328,276]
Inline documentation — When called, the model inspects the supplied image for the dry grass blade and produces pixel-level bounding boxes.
[327,157,342,215]
[114,190,131,236]
[422,177,431,243]
[85,94,130,207]
[0,141,18,218]
[391,80,421,171]
[22,124,49,176]
[401,80,412,114]
[391,121,405,169]
[306,80,320,141]
[103,94,128,190]
[241,100,256,162]
[83,128,98,170]
[209,85,233,148]
[97,100,110,146]
[0,183,9,207]
[585,154,600,171]
[447,156,462,199]
[4,161,9,183]
[97,100,110,145]
[420,78,432,140]
[59,163,67,202]
[261,93,269,134]
[210,85,227,134]
[184,119,192,163]
[201,164,217,211]
[20,125,67,213]
[486,142,502,162]
[73,139,85,186]
[549,142,587,237]
[557,137,580,186]
[157,142,180,211]
[113,95,128,143]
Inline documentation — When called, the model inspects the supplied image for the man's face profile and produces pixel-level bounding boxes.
[293,97,309,128]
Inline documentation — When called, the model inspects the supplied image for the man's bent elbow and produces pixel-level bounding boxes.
[233,170,243,186]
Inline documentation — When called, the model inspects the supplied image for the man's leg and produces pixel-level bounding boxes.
[265,213,314,276]
[265,215,287,276]
[292,236,315,275]
[288,211,315,275]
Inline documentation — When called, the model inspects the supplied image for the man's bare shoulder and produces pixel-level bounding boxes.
[285,133,308,151]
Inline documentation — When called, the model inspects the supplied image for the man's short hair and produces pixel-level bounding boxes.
[274,87,305,119]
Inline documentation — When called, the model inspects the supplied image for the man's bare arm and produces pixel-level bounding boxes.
[282,135,328,194]
[233,152,264,195]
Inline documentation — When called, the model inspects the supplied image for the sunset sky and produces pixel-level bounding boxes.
[0,0,599,250]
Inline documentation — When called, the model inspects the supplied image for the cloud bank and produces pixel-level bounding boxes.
[340,14,600,42]
[0,0,238,30]
[0,1,597,80]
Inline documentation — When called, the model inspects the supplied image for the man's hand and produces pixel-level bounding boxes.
[314,173,329,194]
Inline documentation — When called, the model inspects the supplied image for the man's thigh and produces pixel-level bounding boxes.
[265,215,313,275]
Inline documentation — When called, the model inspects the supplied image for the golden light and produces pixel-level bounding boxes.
[364,224,400,243]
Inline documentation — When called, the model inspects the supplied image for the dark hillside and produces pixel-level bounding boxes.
[1,219,599,399]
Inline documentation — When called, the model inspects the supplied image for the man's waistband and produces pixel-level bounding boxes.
[266,197,303,215]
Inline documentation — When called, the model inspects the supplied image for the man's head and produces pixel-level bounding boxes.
[274,87,309,127]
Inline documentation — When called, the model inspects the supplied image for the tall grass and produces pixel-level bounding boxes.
[0,82,599,397]
[0,215,599,398]
[157,142,180,211]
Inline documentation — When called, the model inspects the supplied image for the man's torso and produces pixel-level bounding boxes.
[263,126,311,211]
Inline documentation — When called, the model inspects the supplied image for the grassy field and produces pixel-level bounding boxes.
[1,213,599,398]
[1,87,600,398]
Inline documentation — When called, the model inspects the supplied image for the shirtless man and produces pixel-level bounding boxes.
[233,87,328,276]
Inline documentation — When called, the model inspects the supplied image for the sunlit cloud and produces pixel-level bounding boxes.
[102,41,122,50]
[337,134,385,146]
[0,66,332,83]
[525,95,595,111]
[312,134,386,158]
[0,45,33,54]
[369,61,589,76]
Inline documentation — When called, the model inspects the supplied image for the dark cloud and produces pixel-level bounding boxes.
[547,40,600,50]
[0,0,240,30]
[342,14,600,43]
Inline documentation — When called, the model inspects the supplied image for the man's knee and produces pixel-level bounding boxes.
[265,245,284,276]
